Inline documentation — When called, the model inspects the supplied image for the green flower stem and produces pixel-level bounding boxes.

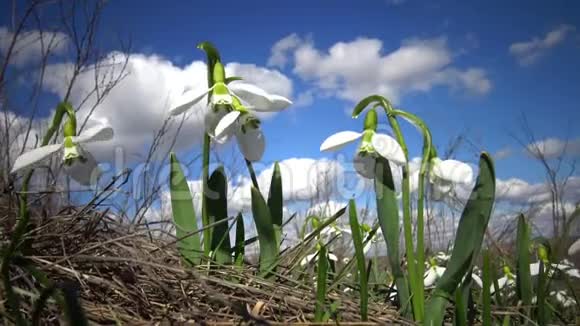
[391,109,434,313]
[2,102,75,325]
[245,158,260,190]
[378,98,423,321]
[201,133,211,256]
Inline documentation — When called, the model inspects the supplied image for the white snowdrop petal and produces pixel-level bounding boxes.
[251,94,292,112]
[236,127,265,162]
[63,147,101,186]
[432,159,473,184]
[72,125,114,144]
[371,133,406,165]
[214,111,241,138]
[169,86,212,116]
[319,131,362,152]
[11,144,63,174]
[353,152,376,179]
[227,83,274,109]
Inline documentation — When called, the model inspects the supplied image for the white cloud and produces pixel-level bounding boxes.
[269,35,491,103]
[509,25,576,66]
[494,147,513,160]
[496,176,580,205]
[0,27,69,66]
[525,137,580,159]
[40,52,294,162]
[267,33,303,68]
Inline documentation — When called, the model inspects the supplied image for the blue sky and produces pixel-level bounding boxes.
[1,0,579,226]
[92,0,580,182]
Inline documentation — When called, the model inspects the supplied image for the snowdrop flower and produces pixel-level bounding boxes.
[568,238,580,256]
[424,263,446,288]
[530,260,580,279]
[491,265,516,295]
[169,61,291,124]
[551,290,576,308]
[320,109,405,179]
[213,96,291,161]
[11,123,113,186]
[429,158,473,201]
[300,251,338,266]
[434,251,451,263]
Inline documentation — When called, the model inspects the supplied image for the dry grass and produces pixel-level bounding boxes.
[0,202,410,325]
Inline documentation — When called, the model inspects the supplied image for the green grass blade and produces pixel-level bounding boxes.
[348,199,368,321]
[516,214,532,307]
[374,156,410,316]
[234,213,245,266]
[267,162,283,246]
[424,152,496,325]
[206,166,232,265]
[250,187,279,276]
[169,153,201,265]
[482,251,492,326]
[314,245,329,322]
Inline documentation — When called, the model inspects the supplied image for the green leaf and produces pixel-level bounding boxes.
[250,187,279,276]
[482,251,492,326]
[349,199,368,321]
[169,153,201,265]
[206,166,232,265]
[268,162,283,246]
[314,245,329,322]
[424,152,496,325]
[374,156,410,315]
[516,214,532,307]
[234,213,245,266]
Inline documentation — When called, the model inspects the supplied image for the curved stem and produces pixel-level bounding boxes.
[245,159,260,190]
[378,98,424,321]
[391,109,433,316]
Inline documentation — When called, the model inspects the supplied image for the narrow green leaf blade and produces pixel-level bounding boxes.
[349,199,368,321]
[424,152,496,325]
[250,187,279,275]
[206,166,232,265]
[169,153,201,265]
[482,251,492,326]
[314,245,329,322]
[234,213,245,266]
[516,214,532,306]
[267,162,283,246]
[374,157,410,315]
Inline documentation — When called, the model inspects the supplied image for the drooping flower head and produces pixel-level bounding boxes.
[169,60,292,161]
[11,118,113,186]
[428,157,474,201]
[320,109,405,179]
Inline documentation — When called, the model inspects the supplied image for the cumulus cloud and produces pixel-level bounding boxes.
[496,176,580,205]
[39,52,294,162]
[525,137,580,159]
[0,27,69,66]
[269,35,491,103]
[509,25,576,66]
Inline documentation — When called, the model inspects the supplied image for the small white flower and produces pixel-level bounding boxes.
[320,129,405,179]
[300,251,338,266]
[424,265,446,288]
[429,158,473,201]
[434,252,451,263]
[568,238,580,256]
[11,124,113,186]
[530,260,580,279]
[490,276,515,295]
[551,290,576,308]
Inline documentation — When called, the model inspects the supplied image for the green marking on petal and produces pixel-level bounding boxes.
[211,82,233,105]
[359,130,375,153]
